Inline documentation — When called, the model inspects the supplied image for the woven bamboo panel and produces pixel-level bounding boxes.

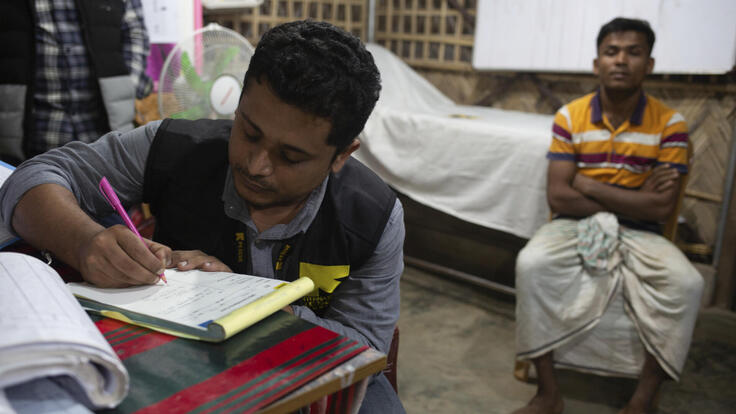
[204,0,368,44]
[374,0,475,71]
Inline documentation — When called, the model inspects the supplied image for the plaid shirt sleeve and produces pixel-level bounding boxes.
[121,0,153,98]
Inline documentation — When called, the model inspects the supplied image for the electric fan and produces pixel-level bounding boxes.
[158,23,255,120]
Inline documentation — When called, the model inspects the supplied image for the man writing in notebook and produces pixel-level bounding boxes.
[513,18,702,414]
[0,20,405,413]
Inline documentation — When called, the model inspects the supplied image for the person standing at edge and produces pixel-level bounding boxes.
[0,0,152,164]
[513,17,703,414]
[0,20,405,413]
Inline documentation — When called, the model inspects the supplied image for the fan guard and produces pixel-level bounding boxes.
[158,23,254,120]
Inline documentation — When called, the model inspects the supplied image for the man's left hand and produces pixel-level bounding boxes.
[571,172,599,196]
[170,250,232,272]
[641,164,679,193]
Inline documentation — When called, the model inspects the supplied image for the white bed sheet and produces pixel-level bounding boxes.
[356,44,554,239]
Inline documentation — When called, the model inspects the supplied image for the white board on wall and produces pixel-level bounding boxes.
[472,0,736,74]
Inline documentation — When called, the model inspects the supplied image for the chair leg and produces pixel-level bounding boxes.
[383,326,399,393]
[514,360,531,382]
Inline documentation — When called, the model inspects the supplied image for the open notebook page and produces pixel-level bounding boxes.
[68,269,292,328]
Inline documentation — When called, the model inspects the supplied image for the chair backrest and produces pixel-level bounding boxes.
[662,141,692,242]
[661,174,689,242]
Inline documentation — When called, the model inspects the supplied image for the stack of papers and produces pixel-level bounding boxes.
[0,253,128,410]
[0,161,19,249]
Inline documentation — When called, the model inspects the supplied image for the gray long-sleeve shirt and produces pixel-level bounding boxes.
[0,121,404,354]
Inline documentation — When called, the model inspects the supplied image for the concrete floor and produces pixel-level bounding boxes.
[396,265,736,414]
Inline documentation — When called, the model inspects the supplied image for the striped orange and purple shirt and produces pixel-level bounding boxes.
[547,91,689,189]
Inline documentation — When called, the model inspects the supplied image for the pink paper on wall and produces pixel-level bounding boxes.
[145,0,203,92]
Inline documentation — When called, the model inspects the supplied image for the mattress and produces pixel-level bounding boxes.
[356,44,554,239]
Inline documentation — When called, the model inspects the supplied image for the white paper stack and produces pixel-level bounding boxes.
[0,253,128,411]
[0,162,20,249]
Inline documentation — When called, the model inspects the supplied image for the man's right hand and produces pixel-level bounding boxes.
[10,184,173,288]
[641,164,679,193]
[77,225,172,288]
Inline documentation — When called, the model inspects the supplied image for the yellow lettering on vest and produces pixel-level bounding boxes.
[274,244,291,271]
[299,263,349,294]
[235,232,245,263]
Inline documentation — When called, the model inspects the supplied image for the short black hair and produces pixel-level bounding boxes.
[596,17,656,56]
[243,20,381,153]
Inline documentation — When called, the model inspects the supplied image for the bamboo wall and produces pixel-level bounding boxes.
[373,0,475,70]
[205,0,368,44]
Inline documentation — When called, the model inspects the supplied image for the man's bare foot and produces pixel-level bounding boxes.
[511,393,564,414]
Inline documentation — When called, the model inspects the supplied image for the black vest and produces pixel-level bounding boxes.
[0,0,129,161]
[143,119,397,314]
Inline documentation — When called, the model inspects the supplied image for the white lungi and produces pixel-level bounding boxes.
[515,214,703,380]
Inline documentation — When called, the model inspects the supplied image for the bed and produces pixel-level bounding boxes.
[356,44,554,241]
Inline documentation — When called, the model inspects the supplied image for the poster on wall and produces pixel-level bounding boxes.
[472,0,736,74]
[141,0,185,44]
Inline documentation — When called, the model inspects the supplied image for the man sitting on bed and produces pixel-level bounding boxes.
[0,20,405,414]
[513,17,703,414]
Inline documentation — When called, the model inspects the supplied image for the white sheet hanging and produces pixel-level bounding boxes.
[356,44,554,239]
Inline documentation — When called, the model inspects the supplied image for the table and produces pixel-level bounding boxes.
[3,243,388,413]
[93,311,386,414]
[259,348,386,413]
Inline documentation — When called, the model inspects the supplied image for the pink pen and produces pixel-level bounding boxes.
[98,177,167,283]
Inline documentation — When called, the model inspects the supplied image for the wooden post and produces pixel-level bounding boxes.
[714,143,736,309]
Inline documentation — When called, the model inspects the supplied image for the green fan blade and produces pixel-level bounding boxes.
[170,105,207,120]
[174,46,241,120]
[180,51,210,97]
[212,46,240,76]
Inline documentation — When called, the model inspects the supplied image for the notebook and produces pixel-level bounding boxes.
[67,269,315,342]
